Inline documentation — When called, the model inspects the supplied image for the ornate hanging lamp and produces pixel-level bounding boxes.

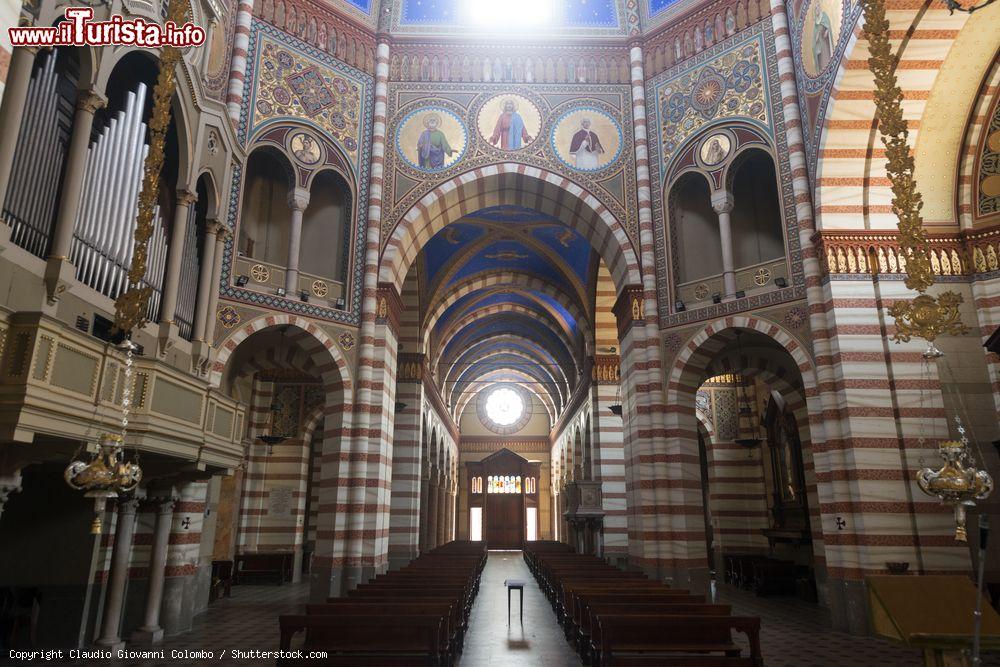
[862,0,991,541]
[733,332,762,448]
[942,0,995,13]
[63,0,186,533]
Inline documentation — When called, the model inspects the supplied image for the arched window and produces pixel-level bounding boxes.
[238,149,292,266]
[729,150,785,269]
[301,170,351,286]
[670,172,721,284]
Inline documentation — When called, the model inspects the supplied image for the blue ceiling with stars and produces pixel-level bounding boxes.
[400,0,620,28]
[417,205,597,423]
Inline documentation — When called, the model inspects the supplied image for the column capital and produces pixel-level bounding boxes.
[207,219,229,237]
[176,189,198,207]
[375,282,404,333]
[77,89,107,114]
[144,496,177,514]
[287,187,311,211]
[118,497,141,515]
[612,285,646,339]
[711,190,734,214]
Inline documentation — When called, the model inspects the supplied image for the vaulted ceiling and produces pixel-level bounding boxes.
[415,205,598,425]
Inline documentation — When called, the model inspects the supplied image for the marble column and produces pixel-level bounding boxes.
[95,498,139,651]
[0,46,38,207]
[418,464,430,553]
[192,223,226,372]
[285,187,310,293]
[44,89,106,304]
[159,190,198,327]
[436,475,448,546]
[446,481,456,542]
[132,497,176,644]
[426,467,440,549]
[711,190,737,299]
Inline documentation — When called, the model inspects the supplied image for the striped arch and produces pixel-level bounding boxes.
[212,313,353,400]
[379,164,642,294]
[442,345,569,402]
[668,315,818,401]
[815,5,1000,230]
[424,271,591,349]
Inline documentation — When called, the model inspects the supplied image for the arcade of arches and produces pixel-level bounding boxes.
[0,0,999,662]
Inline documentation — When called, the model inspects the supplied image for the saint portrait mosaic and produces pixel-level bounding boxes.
[551,107,623,173]
[800,0,844,79]
[395,107,468,172]
[477,94,542,152]
[699,132,731,167]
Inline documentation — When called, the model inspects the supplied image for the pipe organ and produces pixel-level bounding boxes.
[3,50,74,259]
[71,83,168,322]
[175,206,200,340]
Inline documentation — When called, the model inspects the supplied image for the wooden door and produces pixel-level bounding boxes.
[485,493,523,549]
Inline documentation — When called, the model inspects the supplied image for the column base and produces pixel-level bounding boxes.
[93,638,126,652]
[157,321,178,357]
[43,256,76,308]
[131,626,164,644]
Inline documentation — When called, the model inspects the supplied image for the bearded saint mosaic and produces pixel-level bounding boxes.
[395,107,468,172]
[800,0,843,78]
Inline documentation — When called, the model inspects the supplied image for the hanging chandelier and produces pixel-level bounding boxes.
[862,0,991,540]
[63,0,185,530]
[732,332,762,448]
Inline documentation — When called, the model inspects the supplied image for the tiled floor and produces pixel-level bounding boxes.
[105,553,1000,666]
[458,550,581,666]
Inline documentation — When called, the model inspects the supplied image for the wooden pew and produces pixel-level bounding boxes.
[278,614,446,665]
[590,615,762,667]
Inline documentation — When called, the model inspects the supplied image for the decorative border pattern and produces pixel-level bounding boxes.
[647,23,807,327]
[221,19,374,326]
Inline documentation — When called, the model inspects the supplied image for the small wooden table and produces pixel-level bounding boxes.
[505,579,525,626]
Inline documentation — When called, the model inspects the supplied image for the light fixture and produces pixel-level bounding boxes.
[300,290,309,302]
[258,401,288,454]
[276,287,286,297]
[774,277,788,288]
[674,300,686,312]
[236,275,249,287]
[735,290,746,299]
[395,402,408,414]
[335,297,346,309]
[609,404,623,416]
[64,0,189,533]
[712,293,722,304]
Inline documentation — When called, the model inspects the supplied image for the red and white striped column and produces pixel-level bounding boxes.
[226,0,255,124]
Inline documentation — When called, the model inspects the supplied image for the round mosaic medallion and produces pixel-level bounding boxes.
[395,107,468,173]
[477,94,541,152]
[550,107,623,173]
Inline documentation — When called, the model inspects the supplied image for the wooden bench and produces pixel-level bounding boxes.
[234,552,293,585]
[278,614,446,665]
[591,615,762,667]
[577,602,732,655]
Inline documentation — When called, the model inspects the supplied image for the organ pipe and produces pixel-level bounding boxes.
[3,50,67,258]
[71,82,168,320]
